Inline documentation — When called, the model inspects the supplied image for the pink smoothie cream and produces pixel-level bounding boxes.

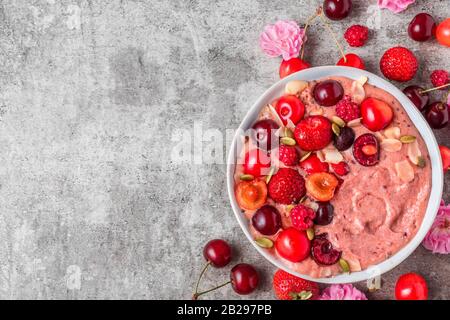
[234,76,432,278]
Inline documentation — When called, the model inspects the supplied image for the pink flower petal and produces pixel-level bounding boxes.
[378,0,415,13]
[320,284,368,300]
[422,200,450,254]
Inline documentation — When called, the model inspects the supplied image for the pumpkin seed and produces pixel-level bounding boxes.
[300,151,312,162]
[400,135,416,144]
[239,174,254,181]
[339,258,350,273]
[299,291,313,300]
[417,156,426,168]
[280,137,296,146]
[306,228,315,241]
[282,127,294,138]
[332,116,346,128]
[347,118,362,127]
[286,204,295,212]
[332,123,341,136]
[255,237,273,249]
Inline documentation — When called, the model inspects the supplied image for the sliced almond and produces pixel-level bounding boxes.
[265,167,276,184]
[300,151,312,162]
[347,117,362,127]
[286,118,296,131]
[268,104,284,128]
[395,160,415,183]
[356,76,368,86]
[351,81,366,104]
[323,147,344,164]
[384,127,401,139]
[316,150,326,162]
[285,80,308,96]
[309,107,324,116]
[380,139,402,152]
[407,140,422,165]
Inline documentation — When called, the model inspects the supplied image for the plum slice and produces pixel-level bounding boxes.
[352,133,380,166]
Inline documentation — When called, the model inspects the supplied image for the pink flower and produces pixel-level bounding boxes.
[422,201,450,254]
[320,284,368,300]
[377,0,415,13]
[259,20,306,60]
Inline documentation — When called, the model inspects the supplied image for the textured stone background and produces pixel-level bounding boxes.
[0,0,448,300]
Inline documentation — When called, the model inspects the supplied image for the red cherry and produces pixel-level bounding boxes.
[408,13,436,42]
[279,58,310,79]
[425,102,449,129]
[439,145,450,171]
[395,273,428,300]
[275,95,306,125]
[275,227,311,263]
[337,53,365,70]
[203,239,232,268]
[251,119,279,150]
[436,18,450,47]
[299,154,329,175]
[230,263,259,295]
[243,149,271,177]
[403,85,429,111]
[323,0,352,21]
[361,97,394,131]
[313,80,344,107]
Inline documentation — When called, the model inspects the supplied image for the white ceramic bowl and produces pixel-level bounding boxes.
[227,66,444,284]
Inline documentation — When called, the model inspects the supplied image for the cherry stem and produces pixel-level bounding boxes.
[318,7,347,63]
[419,83,450,94]
[300,8,321,60]
[192,281,231,300]
[193,261,211,298]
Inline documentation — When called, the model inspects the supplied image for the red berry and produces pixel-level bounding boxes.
[268,168,306,204]
[243,149,271,177]
[203,239,232,268]
[323,0,352,21]
[335,95,360,122]
[337,53,365,70]
[344,25,369,47]
[395,273,428,300]
[294,116,333,151]
[299,154,329,175]
[275,227,311,263]
[278,145,300,166]
[361,97,394,132]
[252,205,282,236]
[279,58,310,79]
[230,263,259,295]
[353,133,380,167]
[275,95,306,125]
[380,47,418,82]
[430,69,449,88]
[313,80,344,106]
[273,269,319,300]
[331,161,350,176]
[439,145,450,171]
[290,204,316,231]
[408,13,436,42]
[436,18,450,47]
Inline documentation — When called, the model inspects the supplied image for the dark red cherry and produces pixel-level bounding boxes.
[323,0,352,21]
[230,263,259,295]
[203,239,232,268]
[311,234,341,265]
[251,205,282,236]
[251,119,280,150]
[353,133,380,167]
[314,202,334,226]
[313,80,344,107]
[425,102,449,129]
[337,53,365,70]
[403,85,430,111]
[408,13,437,42]
[333,126,355,151]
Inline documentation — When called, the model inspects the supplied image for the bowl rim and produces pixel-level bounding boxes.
[226,66,444,284]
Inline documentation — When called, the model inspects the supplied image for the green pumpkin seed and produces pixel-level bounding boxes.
[400,135,416,144]
[332,123,341,136]
[282,127,294,138]
[306,228,315,241]
[280,137,296,146]
[255,237,273,249]
[332,116,346,128]
[239,174,254,181]
[299,291,313,300]
[417,156,426,168]
[339,258,350,273]
[286,204,295,212]
[300,151,312,162]
[265,167,276,184]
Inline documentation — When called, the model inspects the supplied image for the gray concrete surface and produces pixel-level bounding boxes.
[0,0,448,300]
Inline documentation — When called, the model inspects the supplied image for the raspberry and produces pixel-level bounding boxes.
[268,168,306,205]
[380,47,418,82]
[278,145,299,166]
[335,95,360,122]
[290,204,316,231]
[294,116,333,151]
[430,70,449,89]
[344,25,369,47]
[331,161,350,176]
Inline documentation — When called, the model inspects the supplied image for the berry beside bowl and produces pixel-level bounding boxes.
[227,66,443,284]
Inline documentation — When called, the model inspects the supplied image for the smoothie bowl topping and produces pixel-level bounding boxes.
[233,76,432,279]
